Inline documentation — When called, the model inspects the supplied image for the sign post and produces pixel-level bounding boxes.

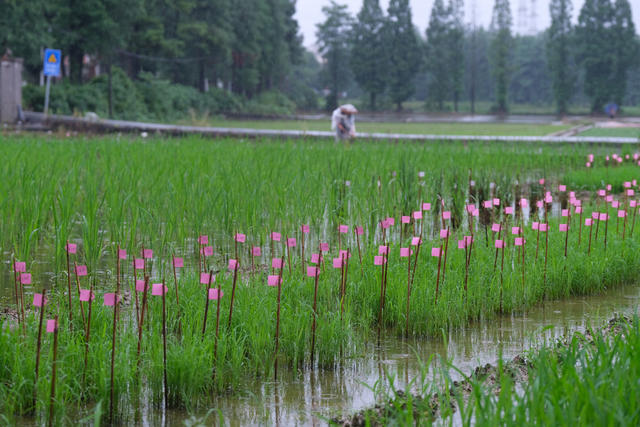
[43,48,61,116]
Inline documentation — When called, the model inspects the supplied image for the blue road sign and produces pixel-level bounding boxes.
[43,49,61,77]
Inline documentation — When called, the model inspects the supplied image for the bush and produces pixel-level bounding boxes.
[243,90,296,116]
[89,67,148,120]
[23,81,106,116]
[21,69,299,121]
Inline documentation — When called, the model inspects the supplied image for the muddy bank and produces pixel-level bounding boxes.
[332,315,631,426]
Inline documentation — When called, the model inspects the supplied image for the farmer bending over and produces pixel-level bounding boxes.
[331,104,358,141]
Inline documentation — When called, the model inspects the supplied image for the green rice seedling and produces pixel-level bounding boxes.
[2,134,640,423]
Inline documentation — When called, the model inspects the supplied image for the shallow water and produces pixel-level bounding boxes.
[131,282,638,426]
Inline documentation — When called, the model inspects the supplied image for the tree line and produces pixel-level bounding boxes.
[0,0,320,115]
[318,0,639,114]
[1,0,638,116]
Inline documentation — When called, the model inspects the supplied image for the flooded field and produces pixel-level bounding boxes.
[2,135,640,425]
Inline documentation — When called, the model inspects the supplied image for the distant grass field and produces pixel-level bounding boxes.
[198,118,571,137]
[578,127,640,138]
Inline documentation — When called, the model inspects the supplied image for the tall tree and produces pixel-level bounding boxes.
[316,1,353,110]
[425,0,451,110]
[231,0,263,96]
[53,0,137,83]
[576,0,616,112]
[490,0,513,113]
[611,0,638,106]
[386,0,421,110]
[547,0,574,115]
[511,35,552,105]
[448,0,465,112]
[464,27,494,105]
[350,0,388,110]
[178,0,232,92]
[467,0,480,114]
[0,0,52,80]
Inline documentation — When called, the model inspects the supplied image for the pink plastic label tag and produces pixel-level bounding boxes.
[208,288,224,299]
[79,289,94,301]
[267,276,281,286]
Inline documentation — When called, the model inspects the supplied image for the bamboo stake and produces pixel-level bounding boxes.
[12,258,21,330]
[109,247,121,422]
[73,261,87,329]
[171,254,182,335]
[202,270,214,337]
[434,244,443,305]
[161,279,168,409]
[310,269,320,365]
[136,276,149,363]
[228,259,239,328]
[81,277,95,389]
[47,316,59,427]
[33,289,46,411]
[273,256,285,380]
[404,248,412,339]
[65,242,73,328]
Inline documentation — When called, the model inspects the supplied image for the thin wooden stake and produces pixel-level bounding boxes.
[228,261,239,328]
[434,244,443,305]
[81,277,95,390]
[136,276,149,363]
[274,256,285,380]
[310,270,320,365]
[109,247,121,422]
[73,261,87,329]
[202,271,214,337]
[65,242,73,328]
[47,316,59,427]
[33,289,46,411]
[161,279,168,409]
[171,254,182,335]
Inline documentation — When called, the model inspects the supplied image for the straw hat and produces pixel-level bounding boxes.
[340,104,358,114]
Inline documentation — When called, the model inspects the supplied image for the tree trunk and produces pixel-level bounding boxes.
[69,47,84,84]
[107,60,113,118]
[199,61,206,93]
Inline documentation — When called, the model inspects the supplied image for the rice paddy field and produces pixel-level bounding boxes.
[196,118,571,136]
[578,127,640,138]
[1,133,640,424]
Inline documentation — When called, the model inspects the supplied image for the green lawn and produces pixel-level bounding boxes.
[578,127,640,138]
[198,118,571,137]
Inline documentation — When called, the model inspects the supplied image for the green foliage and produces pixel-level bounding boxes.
[316,1,354,111]
[576,0,639,112]
[510,35,552,106]
[21,68,298,120]
[0,0,52,77]
[350,0,389,110]
[385,0,421,111]
[490,0,513,114]
[243,90,296,116]
[547,0,575,115]
[363,317,640,425]
[2,135,640,422]
[425,0,451,110]
[448,0,465,111]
